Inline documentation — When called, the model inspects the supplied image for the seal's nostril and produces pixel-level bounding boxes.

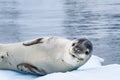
[72,43,75,46]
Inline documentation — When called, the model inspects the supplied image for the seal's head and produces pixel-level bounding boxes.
[69,38,93,64]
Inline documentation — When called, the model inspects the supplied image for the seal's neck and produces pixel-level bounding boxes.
[62,44,81,68]
[63,52,79,67]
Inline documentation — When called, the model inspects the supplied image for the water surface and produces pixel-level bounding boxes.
[0,0,120,64]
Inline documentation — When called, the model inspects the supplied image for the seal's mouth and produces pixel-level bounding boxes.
[71,54,84,61]
[69,48,84,61]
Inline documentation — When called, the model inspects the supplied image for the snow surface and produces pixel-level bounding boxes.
[0,55,120,80]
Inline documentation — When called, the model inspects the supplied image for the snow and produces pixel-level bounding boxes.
[0,55,120,80]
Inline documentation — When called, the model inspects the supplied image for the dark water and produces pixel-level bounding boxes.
[0,0,120,65]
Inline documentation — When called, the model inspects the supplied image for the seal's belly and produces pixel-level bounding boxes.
[34,57,73,73]
[23,52,73,74]
[4,44,73,75]
[15,53,73,75]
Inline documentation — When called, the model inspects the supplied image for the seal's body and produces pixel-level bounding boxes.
[0,37,93,75]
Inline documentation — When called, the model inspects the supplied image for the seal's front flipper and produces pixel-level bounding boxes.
[23,38,43,46]
[17,63,46,75]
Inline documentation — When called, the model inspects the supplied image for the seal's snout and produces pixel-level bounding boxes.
[72,38,93,55]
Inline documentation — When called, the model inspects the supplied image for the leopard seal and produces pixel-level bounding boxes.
[0,37,93,75]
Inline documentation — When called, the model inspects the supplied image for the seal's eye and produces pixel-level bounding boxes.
[85,51,89,55]
[72,43,75,46]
